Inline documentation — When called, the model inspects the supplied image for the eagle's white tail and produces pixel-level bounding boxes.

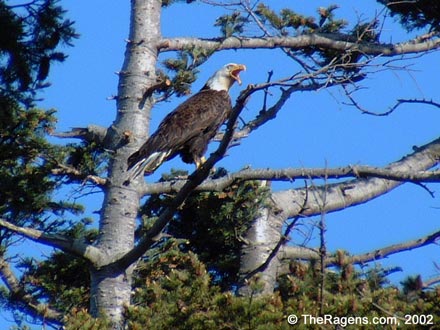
[125,151,169,183]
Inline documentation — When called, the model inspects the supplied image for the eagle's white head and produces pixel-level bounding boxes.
[204,63,246,92]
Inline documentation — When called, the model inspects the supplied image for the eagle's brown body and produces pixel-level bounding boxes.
[126,63,245,181]
[127,89,231,174]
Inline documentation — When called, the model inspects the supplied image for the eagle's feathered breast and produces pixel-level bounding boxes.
[127,89,231,173]
[126,62,245,181]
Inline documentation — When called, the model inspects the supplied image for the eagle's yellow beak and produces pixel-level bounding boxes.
[230,64,246,85]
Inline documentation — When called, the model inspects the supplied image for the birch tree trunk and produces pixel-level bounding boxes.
[239,206,284,295]
[238,137,440,295]
[89,0,161,327]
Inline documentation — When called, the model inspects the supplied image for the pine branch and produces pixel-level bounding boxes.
[159,33,440,56]
[0,218,104,265]
[0,255,62,325]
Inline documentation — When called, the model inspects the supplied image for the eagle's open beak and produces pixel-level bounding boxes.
[230,64,246,85]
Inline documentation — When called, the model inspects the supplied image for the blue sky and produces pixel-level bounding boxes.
[3,1,440,329]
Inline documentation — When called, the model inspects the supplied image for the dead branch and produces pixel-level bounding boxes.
[328,229,440,267]
[343,85,440,115]
[158,33,440,56]
[51,162,107,187]
[272,136,440,220]
[280,229,440,269]
[51,163,107,186]
[0,218,104,265]
[51,124,108,144]
[140,78,172,108]
[141,160,440,196]
[213,56,377,144]
[0,255,62,324]
[423,275,440,288]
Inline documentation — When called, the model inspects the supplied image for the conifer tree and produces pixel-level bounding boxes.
[1,1,440,329]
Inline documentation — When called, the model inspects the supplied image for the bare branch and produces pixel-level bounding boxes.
[327,230,440,267]
[343,85,440,116]
[51,163,107,186]
[0,218,104,265]
[423,275,440,289]
[140,77,172,108]
[273,136,440,219]
[280,229,440,268]
[214,57,372,144]
[51,124,108,145]
[0,256,62,324]
[141,160,440,196]
[159,34,440,56]
[392,98,440,112]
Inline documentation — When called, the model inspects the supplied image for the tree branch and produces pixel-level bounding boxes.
[141,158,440,196]
[0,255,62,324]
[51,124,108,145]
[343,87,440,116]
[280,229,440,268]
[0,219,104,265]
[158,33,440,56]
[328,230,440,267]
[272,136,440,219]
[423,275,440,288]
[50,163,107,186]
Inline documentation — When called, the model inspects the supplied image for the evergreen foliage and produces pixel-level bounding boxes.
[0,1,100,326]
[30,174,439,329]
[161,0,196,8]
[0,0,81,239]
[0,0,77,107]
[1,1,440,329]
[214,11,249,38]
[58,245,440,329]
[142,174,269,289]
[378,0,440,31]
[162,47,214,97]
[253,3,380,75]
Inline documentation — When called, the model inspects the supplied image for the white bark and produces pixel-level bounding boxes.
[238,206,285,295]
[238,137,440,295]
[89,0,162,327]
[159,34,440,55]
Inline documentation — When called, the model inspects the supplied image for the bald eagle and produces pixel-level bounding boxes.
[126,63,246,180]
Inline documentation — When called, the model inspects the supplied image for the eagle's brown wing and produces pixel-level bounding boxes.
[127,89,231,174]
